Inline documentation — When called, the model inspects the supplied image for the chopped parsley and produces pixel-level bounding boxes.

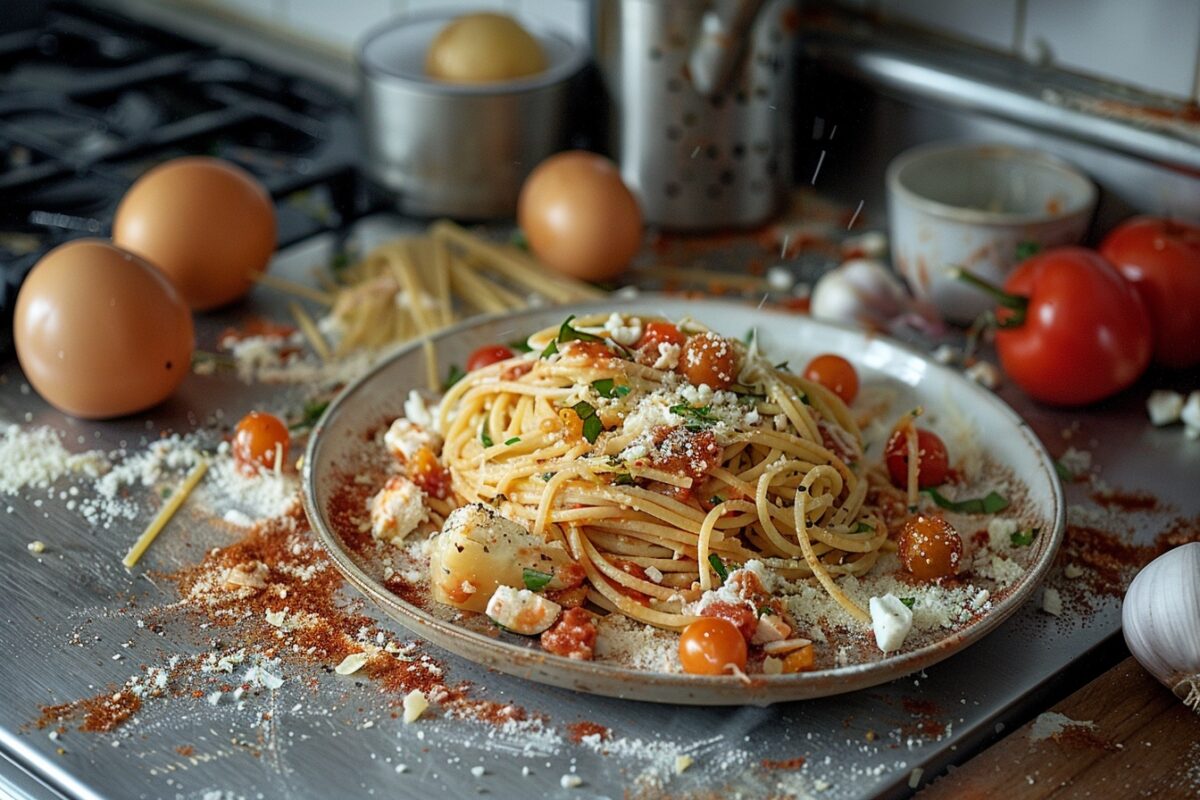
[709,495,726,506]
[571,401,604,444]
[480,421,493,448]
[1054,460,1074,482]
[899,597,916,609]
[670,404,718,430]
[540,339,559,359]
[613,473,636,486]
[853,521,875,533]
[509,338,534,353]
[757,604,773,618]
[708,553,729,582]
[922,487,1009,515]
[444,363,466,390]
[743,328,756,345]
[541,472,554,481]
[522,567,553,592]
[592,378,631,399]
[1010,527,1039,547]
[159,486,173,499]
[504,436,521,446]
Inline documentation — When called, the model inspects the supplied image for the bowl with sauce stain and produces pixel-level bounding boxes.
[887,142,1096,325]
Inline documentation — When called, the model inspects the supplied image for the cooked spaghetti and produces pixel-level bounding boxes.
[433,313,888,629]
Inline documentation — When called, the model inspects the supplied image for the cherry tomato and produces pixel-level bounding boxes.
[803,354,859,405]
[680,332,738,390]
[637,321,686,352]
[678,616,748,675]
[408,446,450,499]
[898,515,962,581]
[1100,217,1200,369]
[884,426,949,489]
[232,411,289,476]
[964,247,1151,406]
[466,344,514,372]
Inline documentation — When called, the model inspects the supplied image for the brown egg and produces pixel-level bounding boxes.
[14,239,195,419]
[113,156,276,310]
[426,13,546,83]
[518,151,642,281]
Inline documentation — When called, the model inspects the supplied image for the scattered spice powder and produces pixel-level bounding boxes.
[567,720,611,744]
[1090,488,1159,512]
[38,689,142,733]
[1052,724,1117,752]
[760,756,807,770]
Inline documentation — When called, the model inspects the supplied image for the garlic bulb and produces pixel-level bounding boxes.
[810,259,942,336]
[1122,542,1200,711]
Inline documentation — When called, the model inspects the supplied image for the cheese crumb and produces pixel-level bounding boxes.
[674,755,694,774]
[1064,563,1084,580]
[964,361,1001,389]
[1042,587,1063,617]
[470,765,485,778]
[1182,391,1200,438]
[402,689,429,723]
[560,774,583,789]
[264,609,286,627]
[26,540,45,554]
[869,594,913,653]
[334,652,369,675]
[762,656,783,675]
[1147,390,1185,426]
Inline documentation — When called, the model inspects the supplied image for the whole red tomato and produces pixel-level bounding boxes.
[1099,216,1200,369]
[962,247,1152,406]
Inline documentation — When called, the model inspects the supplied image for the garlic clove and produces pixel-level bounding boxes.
[811,259,943,336]
[1122,542,1200,712]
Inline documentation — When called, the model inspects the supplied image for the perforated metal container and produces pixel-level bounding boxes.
[592,0,797,230]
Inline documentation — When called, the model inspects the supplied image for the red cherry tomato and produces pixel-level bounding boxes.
[232,411,289,476]
[466,344,514,372]
[803,354,859,405]
[884,427,949,489]
[898,515,962,581]
[966,247,1151,406]
[1100,217,1200,369]
[678,616,748,675]
[679,332,738,390]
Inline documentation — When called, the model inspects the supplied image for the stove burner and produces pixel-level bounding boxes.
[0,2,369,356]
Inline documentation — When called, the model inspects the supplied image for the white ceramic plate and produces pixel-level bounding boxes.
[302,297,1064,705]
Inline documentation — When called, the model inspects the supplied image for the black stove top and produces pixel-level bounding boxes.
[0,2,370,352]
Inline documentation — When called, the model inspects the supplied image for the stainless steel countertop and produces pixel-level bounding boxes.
[1,213,1196,800]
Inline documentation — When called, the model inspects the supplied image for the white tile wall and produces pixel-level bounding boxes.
[878,0,1020,51]
[200,0,587,53]
[1023,0,1200,99]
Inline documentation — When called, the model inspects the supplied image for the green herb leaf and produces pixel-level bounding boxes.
[540,339,558,359]
[1015,240,1041,262]
[669,404,717,426]
[480,422,493,448]
[510,230,529,251]
[504,437,521,446]
[757,604,773,618]
[853,521,875,533]
[522,567,553,592]
[708,553,729,582]
[613,473,636,486]
[557,314,603,344]
[922,487,1009,515]
[709,495,726,506]
[541,472,554,481]
[444,363,466,390]
[1054,460,1074,482]
[573,400,595,418]
[159,486,172,499]
[774,361,790,372]
[509,338,534,353]
[582,415,603,444]
[1010,527,1038,547]
[289,399,330,431]
[592,378,630,399]
[899,597,916,609]
[744,328,756,345]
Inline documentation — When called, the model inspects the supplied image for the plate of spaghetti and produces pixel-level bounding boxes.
[303,297,1063,704]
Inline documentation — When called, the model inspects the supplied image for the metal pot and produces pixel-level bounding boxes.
[357,13,587,220]
[592,0,798,230]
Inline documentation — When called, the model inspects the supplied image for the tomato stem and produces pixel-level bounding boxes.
[951,268,1028,327]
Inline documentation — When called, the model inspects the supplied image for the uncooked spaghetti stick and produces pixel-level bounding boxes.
[289,301,333,362]
[448,259,514,314]
[431,238,454,326]
[122,460,208,569]
[252,273,336,305]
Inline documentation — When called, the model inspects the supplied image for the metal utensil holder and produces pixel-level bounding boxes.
[592,0,797,230]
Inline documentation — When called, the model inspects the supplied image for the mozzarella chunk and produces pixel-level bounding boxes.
[1146,390,1184,426]
[1181,391,1200,438]
[384,418,442,461]
[486,586,562,635]
[751,613,791,645]
[869,594,913,653]
[428,504,582,613]
[1042,586,1063,617]
[603,313,643,346]
[369,476,428,544]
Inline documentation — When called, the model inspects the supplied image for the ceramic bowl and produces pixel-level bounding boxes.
[887,142,1097,325]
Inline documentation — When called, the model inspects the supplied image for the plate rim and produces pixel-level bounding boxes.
[302,296,1066,705]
